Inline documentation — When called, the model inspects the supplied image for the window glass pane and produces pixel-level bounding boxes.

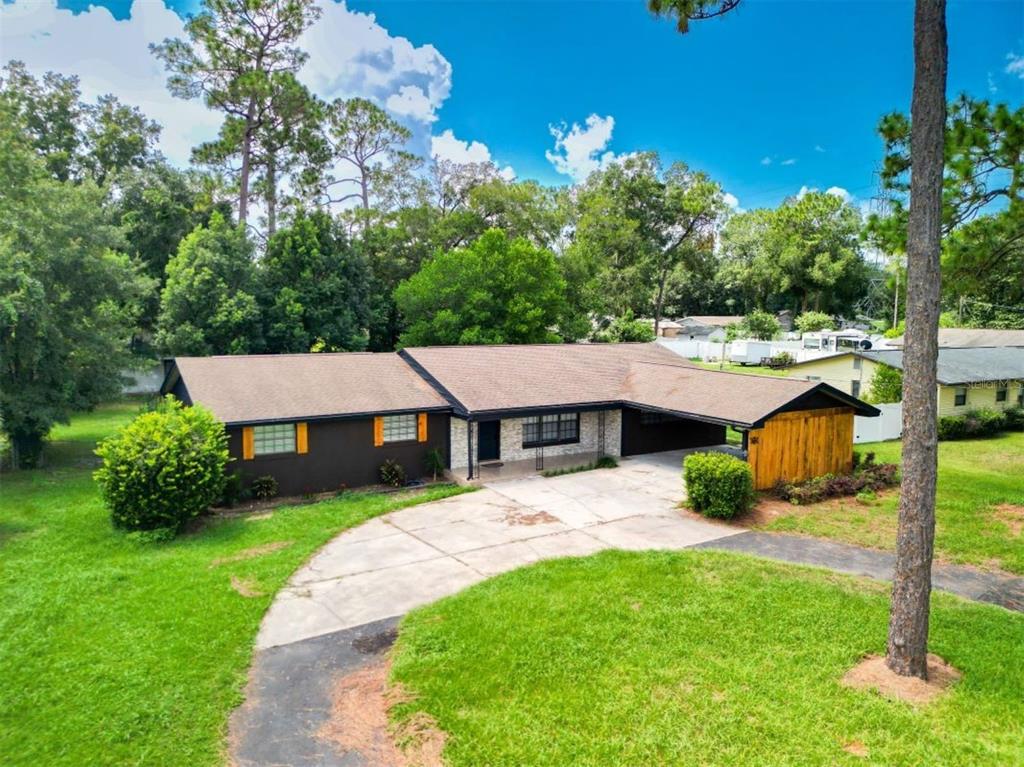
[523,413,579,447]
[954,387,967,406]
[383,413,417,442]
[996,388,1007,402]
[254,423,296,455]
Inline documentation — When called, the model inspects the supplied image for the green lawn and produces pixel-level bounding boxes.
[392,550,1024,767]
[0,401,470,766]
[760,433,1024,574]
[692,359,791,376]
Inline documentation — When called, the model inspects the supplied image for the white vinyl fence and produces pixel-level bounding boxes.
[656,338,838,364]
[855,402,902,443]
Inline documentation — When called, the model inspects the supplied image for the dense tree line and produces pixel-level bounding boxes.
[1,0,1020,465]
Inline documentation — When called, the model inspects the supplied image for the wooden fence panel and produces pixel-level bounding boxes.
[747,407,854,490]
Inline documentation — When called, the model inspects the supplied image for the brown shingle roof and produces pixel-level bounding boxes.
[401,343,688,413]
[620,361,832,425]
[168,353,449,425]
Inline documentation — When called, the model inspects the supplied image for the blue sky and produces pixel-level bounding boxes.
[22,0,1024,209]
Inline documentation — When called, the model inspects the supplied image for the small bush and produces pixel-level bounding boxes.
[937,415,967,441]
[595,455,619,469]
[939,408,1010,440]
[684,452,754,519]
[251,475,278,501]
[772,461,899,505]
[94,397,229,534]
[219,472,245,508]
[424,447,445,480]
[767,351,795,368]
[1004,406,1024,430]
[380,459,406,487]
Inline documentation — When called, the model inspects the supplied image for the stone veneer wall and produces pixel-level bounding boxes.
[449,410,622,471]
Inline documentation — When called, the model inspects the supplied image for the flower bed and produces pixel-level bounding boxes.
[772,451,899,505]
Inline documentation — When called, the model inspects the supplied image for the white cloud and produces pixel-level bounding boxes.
[825,185,851,202]
[814,144,826,153]
[0,0,454,166]
[760,156,772,166]
[723,192,740,209]
[299,1,451,129]
[781,158,797,166]
[430,129,515,179]
[1006,52,1024,79]
[545,114,628,182]
[0,0,220,165]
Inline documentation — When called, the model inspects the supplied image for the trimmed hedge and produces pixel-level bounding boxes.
[938,407,1022,441]
[94,397,229,534]
[684,452,754,519]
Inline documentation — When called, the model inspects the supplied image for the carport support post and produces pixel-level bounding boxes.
[466,418,474,481]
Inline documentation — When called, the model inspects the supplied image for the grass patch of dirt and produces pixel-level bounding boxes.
[209,541,292,568]
[229,576,263,598]
[318,659,446,767]
[994,504,1024,537]
[842,654,961,706]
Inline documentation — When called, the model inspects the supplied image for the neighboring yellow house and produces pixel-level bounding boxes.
[785,348,1024,416]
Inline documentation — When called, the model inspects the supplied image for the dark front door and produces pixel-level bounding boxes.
[477,420,501,461]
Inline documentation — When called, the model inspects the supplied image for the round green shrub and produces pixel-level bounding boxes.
[1004,406,1024,431]
[94,397,229,533]
[684,452,755,519]
[937,415,967,441]
[250,474,279,501]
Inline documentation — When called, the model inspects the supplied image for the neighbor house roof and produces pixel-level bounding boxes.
[785,347,1024,385]
[619,361,875,426]
[399,343,683,414]
[163,353,449,425]
[889,328,1024,348]
[677,315,744,328]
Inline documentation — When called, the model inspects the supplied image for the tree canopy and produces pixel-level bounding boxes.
[395,229,567,346]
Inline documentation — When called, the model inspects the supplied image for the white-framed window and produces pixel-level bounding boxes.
[853,357,862,370]
[254,423,296,455]
[954,387,968,407]
[383,413,418,442]
[996,386,1008,403]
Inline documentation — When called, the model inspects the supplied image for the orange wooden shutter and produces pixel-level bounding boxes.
[296,422,308,454]
[417,412,427,442]
[242,427,255,460]
[373,416,384,447]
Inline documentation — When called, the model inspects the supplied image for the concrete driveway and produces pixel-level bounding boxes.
[255,450,742,650]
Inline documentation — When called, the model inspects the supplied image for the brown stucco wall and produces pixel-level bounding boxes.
[226,412,450,497]
[620,407,727,456]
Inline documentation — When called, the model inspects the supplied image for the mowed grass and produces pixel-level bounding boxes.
[692,359,790,376]
[391,550,1024,767]
[0,401,470,766]
[760,433,1024,574]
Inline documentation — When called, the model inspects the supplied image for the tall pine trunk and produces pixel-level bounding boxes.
[239,98,256,225]
[886,0,947,680]
[266,151,277,238]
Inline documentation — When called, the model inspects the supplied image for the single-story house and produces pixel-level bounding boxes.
[162,343,879,493]
[785,347,1024,415]
[675,315,745,342]
[888,328,1024,348]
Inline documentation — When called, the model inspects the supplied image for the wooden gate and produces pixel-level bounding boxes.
[746,407,855,490]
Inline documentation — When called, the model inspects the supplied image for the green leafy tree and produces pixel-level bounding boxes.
[315,97,419,216]
[259,211,371,352]
[152,0,321,225]
[0,103,150,467]
[768,191,868,315]
[592,310,656,343]
[793,311,835,333]
[0,62,160,184]
[868,364,904,404]
[395,229,566,346]
[738,309,780,340]
[717,209,780,311]
[94,397,229,534]
[569,152,729,335]
[155,213,262,355]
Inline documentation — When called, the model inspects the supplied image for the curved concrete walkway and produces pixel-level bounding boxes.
[232,451,1024,766]
[255,450,739,650]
